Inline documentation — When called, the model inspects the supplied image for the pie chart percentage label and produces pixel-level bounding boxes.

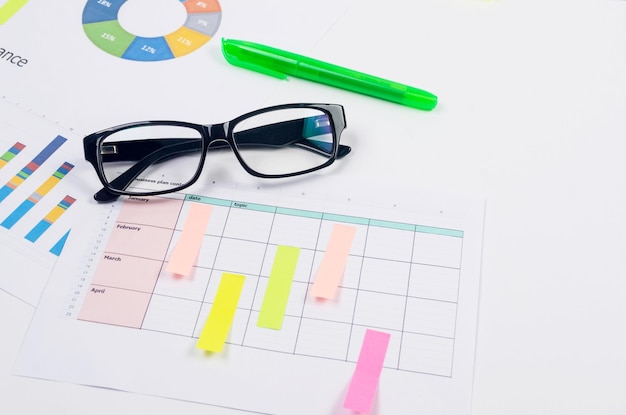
[82,0,222,61]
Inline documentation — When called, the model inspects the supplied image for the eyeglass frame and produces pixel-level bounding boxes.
[83,103,351,202]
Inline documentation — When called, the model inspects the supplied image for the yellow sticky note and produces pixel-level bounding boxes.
[257,246,300,330]
[197,273,245,352]
[310,224,356,299]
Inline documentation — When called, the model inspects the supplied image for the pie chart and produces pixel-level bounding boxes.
[82,0,222,61]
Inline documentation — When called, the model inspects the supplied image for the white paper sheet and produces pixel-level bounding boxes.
[14,178,484,414]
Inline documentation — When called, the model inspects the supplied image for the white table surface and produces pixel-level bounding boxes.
[2,0,626,413]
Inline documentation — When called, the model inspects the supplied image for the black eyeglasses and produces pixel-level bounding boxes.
[83,103,351,202]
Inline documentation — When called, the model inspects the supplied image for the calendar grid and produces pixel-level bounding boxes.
[78,192,464,377]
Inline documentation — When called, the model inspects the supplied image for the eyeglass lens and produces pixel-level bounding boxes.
[231,107,335,176]
[100,124,203,194]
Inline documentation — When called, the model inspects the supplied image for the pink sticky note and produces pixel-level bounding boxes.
[166,203,212,276]
[344,329,390,413]
[310,224,356,299]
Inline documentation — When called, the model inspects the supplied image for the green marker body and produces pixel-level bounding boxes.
[222,38,437,111]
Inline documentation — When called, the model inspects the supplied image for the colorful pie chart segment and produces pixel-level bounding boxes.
[82,0,222,61]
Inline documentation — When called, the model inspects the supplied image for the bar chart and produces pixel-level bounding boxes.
[25,196,76,243]
[0,135,66,202]
[0,142,25,169]
[0,134,75,255]
[0,99,83,305]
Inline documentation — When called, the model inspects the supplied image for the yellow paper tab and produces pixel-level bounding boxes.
[197,272,245,352]
[0,0,29,24]
[257,246,300,330]
[166,203,213,276]
[310,224,356,299]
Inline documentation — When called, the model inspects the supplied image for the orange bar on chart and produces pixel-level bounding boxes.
[310,224,356,299]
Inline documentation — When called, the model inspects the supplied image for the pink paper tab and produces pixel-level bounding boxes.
[310,223,356,299]
[166,203,212,276]
[344,329,390,413]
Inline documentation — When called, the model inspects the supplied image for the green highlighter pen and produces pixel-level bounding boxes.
[221,38,438,111]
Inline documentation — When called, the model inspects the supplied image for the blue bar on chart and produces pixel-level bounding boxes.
[0,135,66,202]
[0,142,25,170]
[50,229,71,256]
[1,161,74,229]
[25,195,76,242]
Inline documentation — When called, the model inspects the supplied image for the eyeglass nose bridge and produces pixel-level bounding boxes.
[204,122,238,154]
[204,121,234,148]
[207,122,229,141]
